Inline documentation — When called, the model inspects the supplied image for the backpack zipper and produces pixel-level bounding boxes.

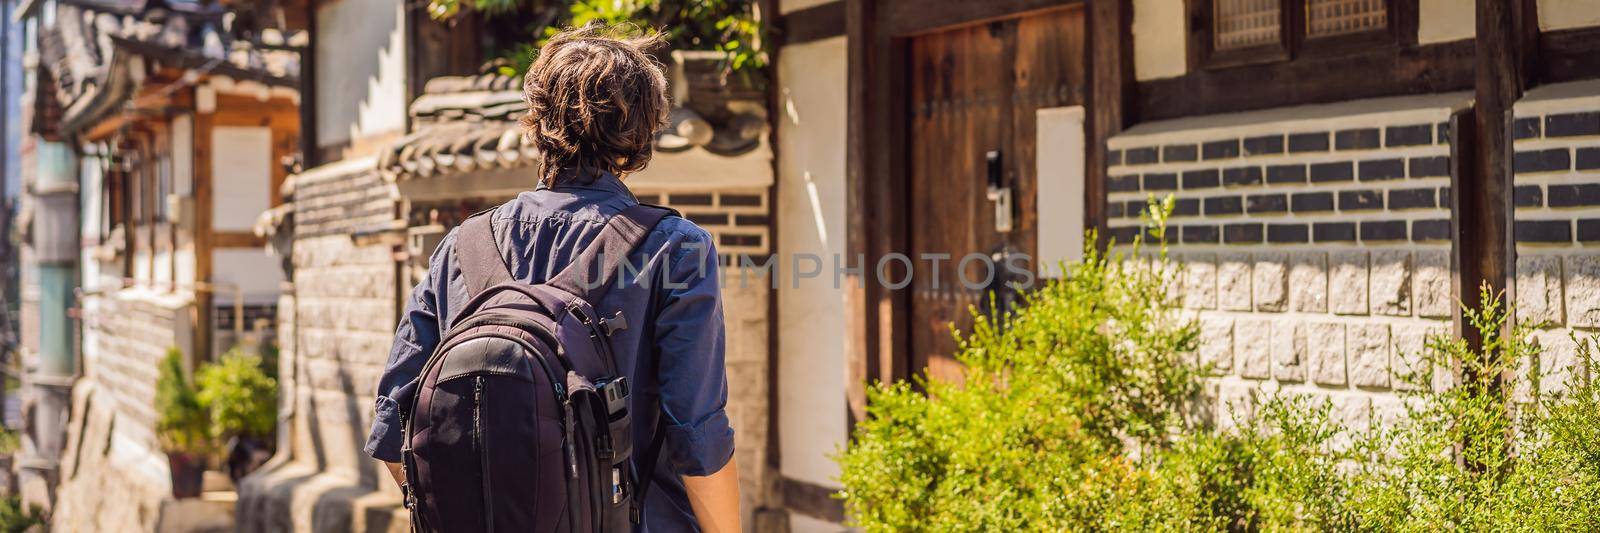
[475,376,495,533]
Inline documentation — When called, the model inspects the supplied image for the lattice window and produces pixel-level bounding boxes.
[1306,0,1388,37]
[1214,0,1281,50]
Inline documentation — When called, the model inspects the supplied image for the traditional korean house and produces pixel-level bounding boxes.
[14,0,304,528]
[763,1,1600,531]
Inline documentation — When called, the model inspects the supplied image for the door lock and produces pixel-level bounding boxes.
[985,150,1013,233]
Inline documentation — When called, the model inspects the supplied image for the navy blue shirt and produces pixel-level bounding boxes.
[364,172,734,531]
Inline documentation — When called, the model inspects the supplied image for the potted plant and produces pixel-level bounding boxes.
[155,348,212,499]
[196,346,278,482]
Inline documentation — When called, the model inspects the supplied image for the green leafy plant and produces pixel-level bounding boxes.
[195,347,278,442]
[1339,288,1600,530]
[836,199,1204,530]
[428,0,766,79]
[0,495,43,533]
[836,195,1600,530]
[155,348,212,456]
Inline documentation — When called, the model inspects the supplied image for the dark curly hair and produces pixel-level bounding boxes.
[520,23,670,186]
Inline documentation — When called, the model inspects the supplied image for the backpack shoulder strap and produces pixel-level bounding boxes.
[547,203,677,304]
[455,209,514,298]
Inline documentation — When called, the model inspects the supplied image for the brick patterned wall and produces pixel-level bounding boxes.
[1511,80,1600,399]
[1105,95,1465,428]
[637,189,771,262]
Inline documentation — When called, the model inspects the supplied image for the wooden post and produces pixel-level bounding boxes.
[1457,0,1521,363]
[1087,0,1132,242]
[843,0,875,426]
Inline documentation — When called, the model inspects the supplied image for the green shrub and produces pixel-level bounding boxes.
[836,200,1203,530]
[837,198,1600,530]
[155,348,211,456]
[195,347,278,442]
[0,494,43,533]
[1339,288,1600,530]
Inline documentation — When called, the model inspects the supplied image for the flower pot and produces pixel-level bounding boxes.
[166,452,207,499]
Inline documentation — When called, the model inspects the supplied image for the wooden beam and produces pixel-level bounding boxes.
[879,0,1082,36]
[1138,39,1475,121]
[1087,0,1133,239]
[843,0,874,425]
[212,231,267,248]
[781,1,845,46]
[1536,26,1600,84]
[758,0,784,478]
[1451,0,1521,386]
[193,87,216,362]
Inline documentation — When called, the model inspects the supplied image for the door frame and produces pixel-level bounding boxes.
[843,0,1129,421]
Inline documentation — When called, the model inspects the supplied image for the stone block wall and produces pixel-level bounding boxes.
[54,290,194,532]
[1105,94,1466,428]
[1510,80,1600,398]
[238,163,409,533]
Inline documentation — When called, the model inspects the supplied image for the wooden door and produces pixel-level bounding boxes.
[907,7,1086,382]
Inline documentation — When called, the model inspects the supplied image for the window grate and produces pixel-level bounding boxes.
[1306,0,1387,38]
[1214,0,1281,50]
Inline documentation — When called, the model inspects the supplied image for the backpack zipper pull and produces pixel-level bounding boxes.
[563,401,578,479]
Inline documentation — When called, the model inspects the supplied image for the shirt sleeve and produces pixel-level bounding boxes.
[653,227,736,477]
[364,230,455,463]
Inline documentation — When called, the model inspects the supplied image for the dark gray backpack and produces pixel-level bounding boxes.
[401,204,674,532]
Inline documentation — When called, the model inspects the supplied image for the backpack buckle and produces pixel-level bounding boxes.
[599,311,628,336]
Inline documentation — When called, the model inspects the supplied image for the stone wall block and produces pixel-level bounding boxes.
[1182,254,1218,310]
[1331,394,1373,451]
[1290,252,1329,313]
[1330,251,1370,315]
[1308,321,1348,386]
[1517,255,1565,326]
[1273,320,1306,382]
[1414,250,1453,318]
[1235,319,1273,379]
[1216,380,1257,432]
[1370,250,1412,317]
[1391,323,1449,391]
[1199,316,1235,374]
[1566,254,1600,327]
[1253,252,1289,312]
[1348,323,1391,389]
[1534,329,1584,396]
[1217,253,1253,311]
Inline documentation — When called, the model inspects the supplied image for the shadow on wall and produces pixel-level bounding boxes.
[316,0,409,152]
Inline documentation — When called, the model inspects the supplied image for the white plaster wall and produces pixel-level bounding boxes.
[316,0,408,150]
[211,126,273,232]
[1539,0,1600,30]
[776,36,850,491]
[211,248,286,305]
[1036,106,1087,276]
[1418,0,1475,44]
[1133,0,1187,81]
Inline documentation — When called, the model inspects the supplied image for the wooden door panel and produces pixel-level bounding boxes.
[1011,8,1087,262]
[907,7,1085,384]
[909,21,1010,383]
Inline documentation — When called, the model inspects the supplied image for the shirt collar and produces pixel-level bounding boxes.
[535,169,637,200]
